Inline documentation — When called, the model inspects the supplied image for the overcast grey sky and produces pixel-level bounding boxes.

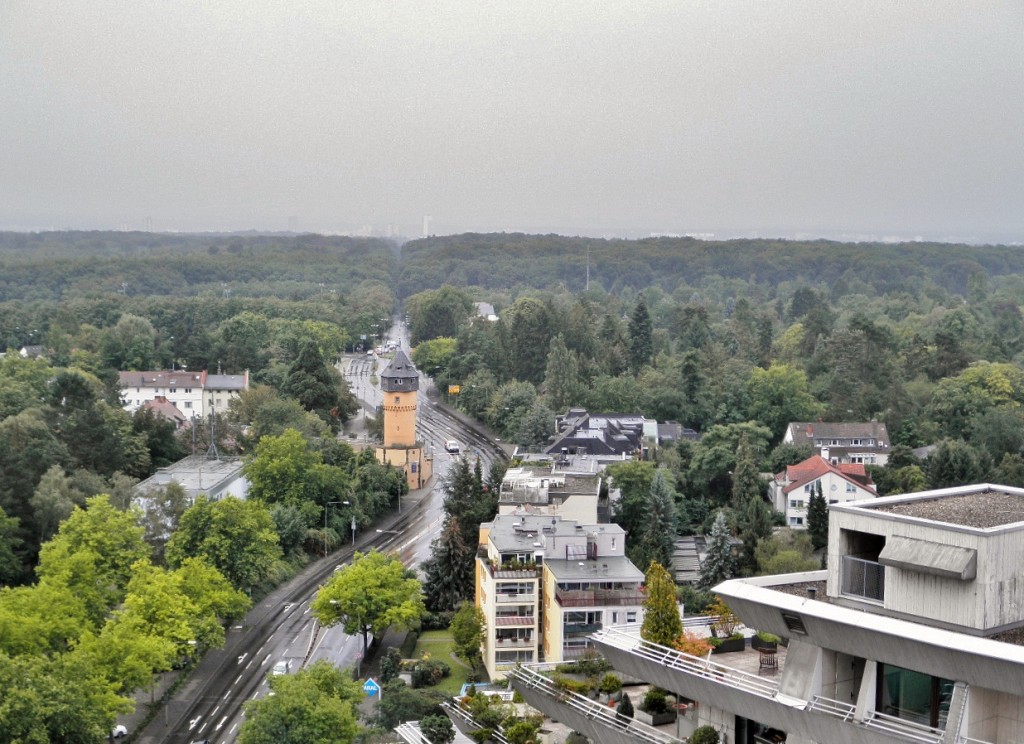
[1,1,1021,241]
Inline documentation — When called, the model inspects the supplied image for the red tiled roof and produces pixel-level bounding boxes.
[779,455,876,496]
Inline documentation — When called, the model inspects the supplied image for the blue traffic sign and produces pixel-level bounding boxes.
[363,678,380,696]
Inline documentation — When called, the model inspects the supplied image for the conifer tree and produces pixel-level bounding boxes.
[807,481,829,550]
[731,432,762,512]
[421,516,472,612]
[739,492,773,573]
[699,511,736,589]
[634,468,678,570]
[640,561,682,647]
[628,298,654,372]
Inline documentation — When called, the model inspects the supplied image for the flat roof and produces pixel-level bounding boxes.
[135,455,245,496]
[834,483,1024,530]
[546,556,644,583]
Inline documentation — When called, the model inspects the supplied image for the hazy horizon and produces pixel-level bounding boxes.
[2,2,1022,243]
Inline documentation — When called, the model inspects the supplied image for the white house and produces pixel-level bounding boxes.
[770,455,877,528]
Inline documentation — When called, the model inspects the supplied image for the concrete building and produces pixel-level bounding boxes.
[497,463,603,524]
[134,454,248,503]
[784,422,891,466]
[510,483,1024,744]
[476,514,644,680]
[770,455,877,528]
[119,369,249,420]
[375,349,432,490]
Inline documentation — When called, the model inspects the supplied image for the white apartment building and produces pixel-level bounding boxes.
[119,370,249,420]
[770,455,877,528]
[510,483,1024,744]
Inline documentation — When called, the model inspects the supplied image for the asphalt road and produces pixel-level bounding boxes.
[137,319,505,744]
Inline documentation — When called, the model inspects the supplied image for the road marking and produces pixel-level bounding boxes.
[245,659,253,670]
[267,632,275,641]
[234,673,243,685]
[263,653,272,665]
[211,705,220,718]
[230,723,238,734]
[216,715,228,731]
[256,644,264,655]
[189,717,201,730]
[223,690,231,700]
[237,652,248,665]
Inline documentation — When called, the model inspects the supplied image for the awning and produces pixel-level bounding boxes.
[879,536,976,580]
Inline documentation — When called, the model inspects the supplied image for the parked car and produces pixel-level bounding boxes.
[112,725,128,738]
[444,440,460,454]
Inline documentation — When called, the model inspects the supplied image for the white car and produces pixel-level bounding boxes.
[112,725,128,738]
[272,659,291,676]
[444,440,460,454]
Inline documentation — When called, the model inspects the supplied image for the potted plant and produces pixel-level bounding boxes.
[597,672,623,703]
[689,726,720,744]
[751,631,780,651]
[708,597,745,653]
[675,629,712,657]
[635,688,676,726]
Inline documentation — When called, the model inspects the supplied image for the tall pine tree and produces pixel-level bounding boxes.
[807,480,829,550]
[633,468,678,571]
[628,298,654,372]
[421,516,473,612]
[699,511,736,589]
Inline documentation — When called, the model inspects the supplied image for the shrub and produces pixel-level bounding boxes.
[756,631,781,644]
[379,647,403,683]
[640,688,670,715]
[616,692,634,720]
[566,734,589,744]
[689,725,720,744]
[419,714,455,744]
[675,629,712,657]
[412,656,451,687]
[598,672,623,694]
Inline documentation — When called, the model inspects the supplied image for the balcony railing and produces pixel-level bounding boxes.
[495,593,536,605]
[563,622,602,635]
[841,555,885,602]
[494,615,536,627]
[495,636,535,648]
[555,588,645,607]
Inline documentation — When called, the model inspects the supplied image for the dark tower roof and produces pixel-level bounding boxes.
[380,349,419,393]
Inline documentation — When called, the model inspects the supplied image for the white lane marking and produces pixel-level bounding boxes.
[189,717,201,730]
[263,653,272,665]
[230,723,238,734]
[245,659,253,670]
[211,705,220,718]
[256,644,264,655]
[223,690,230,701]
[267,632,275,641]
[234,673,243,685]
[216,715,228,731]
[237,652,248,665]
[198,720,209,733]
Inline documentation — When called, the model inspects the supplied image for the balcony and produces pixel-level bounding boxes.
[563,622,602,635]
[494,615,535,627]
[841,555,885,602]
[556,588,645,607]
[496,592,536,604]
[494,635,535,648]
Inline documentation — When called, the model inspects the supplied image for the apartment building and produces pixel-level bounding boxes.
[476,514,644,680]
[510,483,1024,744]
[119,369,249,420]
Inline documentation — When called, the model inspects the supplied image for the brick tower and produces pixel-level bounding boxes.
[376,349,432,489]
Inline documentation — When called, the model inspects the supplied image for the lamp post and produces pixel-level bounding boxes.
[324,501,345,556]
[340,498,357,545]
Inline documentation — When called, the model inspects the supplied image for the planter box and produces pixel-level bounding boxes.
[635,709,676,726]
[751,636,778,652]
[710,637,746,654]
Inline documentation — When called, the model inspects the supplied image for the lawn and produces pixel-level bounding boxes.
[411,630,474,695]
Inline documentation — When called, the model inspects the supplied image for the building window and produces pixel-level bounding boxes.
[411,462,418,473]
[611,537,616,551]
[184,402,192,409]
[846,482,856,493]
[626,611,637,623]
[169,387,176,393]
[394,396,400,404]
[790,499,805,509]
[185,388,192,393]
[789,516,804,526]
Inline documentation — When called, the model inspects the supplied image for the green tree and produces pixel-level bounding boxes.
[746,364,823,443]
[420,713,456,744]
[29,465,77,544]
[412,337,458,378]
[165,496,282,595]
[543,333,581,412]
[139,481,190,563]
[243,428,326,505]
[628,298,654,372]
[406,286,474,344]
[36,494,149,624]
[699,511,736,589]
[0,507,22,585]
[926,439,989,490]
[616,692,634,720]
[730,433,762,512]
[640,561,682,647]
[806,481,829,550]
[607,460,657,542]
[239,660,361,744]
[101,313,157,370]
[739,493,773,573]
[515,400,555,448]
[633,469,677,571]
[505,297,553,385]
[421,517,473,613]
[283,340,354,431]
[450,601,484,670]
[311,550,424,656]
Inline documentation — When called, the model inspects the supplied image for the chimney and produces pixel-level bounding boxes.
[821,446,830,462]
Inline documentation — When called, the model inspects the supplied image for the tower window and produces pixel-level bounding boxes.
[395,396,400,404]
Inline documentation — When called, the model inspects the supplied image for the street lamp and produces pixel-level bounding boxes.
[340,499,357,545]
[324,501,345,556]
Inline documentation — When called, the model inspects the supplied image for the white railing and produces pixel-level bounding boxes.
[441,701,511,744]
[863,710,943,743]
[496,593,536,603]
[808,695,856,722]
[508,664,682,744]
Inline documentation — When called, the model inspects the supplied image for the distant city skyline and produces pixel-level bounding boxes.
[2,2,1021,244]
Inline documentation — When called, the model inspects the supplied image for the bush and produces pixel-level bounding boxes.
[678,584,715,615]
[675,629,712,657]
[380,647,403,683]
[419,714,455,744]
[598,672,622,694]
[756,631,781,644]
[411,656,451,687]
[421,610,456,630]
[689,725,720,744]
[616,692,634,720]
[640,688,670,715]
[553,674,593,696]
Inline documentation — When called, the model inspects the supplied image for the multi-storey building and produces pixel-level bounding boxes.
[476,514,644,680]
[511,483,1024,744]
[118,370,249,420]
[769,455,877,528]
[497,464,602,524]
[783,421,891,466]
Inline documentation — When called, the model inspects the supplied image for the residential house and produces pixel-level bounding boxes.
[770,455,877,528]
[119,369,249,420]
[476,514,644,680]
[784,421,891,466]
[511,483,1024,744]
[545,408,648,460]
[141,395,188,429]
